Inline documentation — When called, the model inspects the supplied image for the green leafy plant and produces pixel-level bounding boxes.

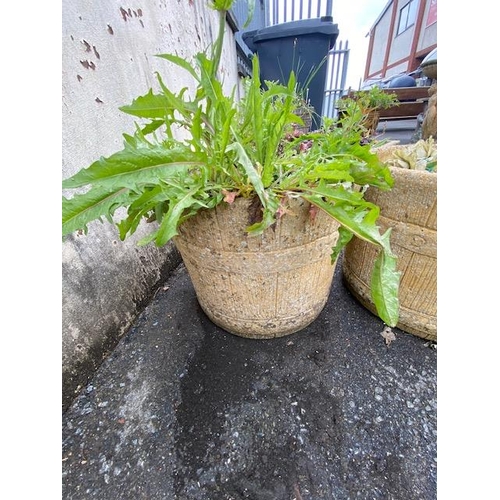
[337,86,400,137]
[340,86,400,114]
[62,0,400,327]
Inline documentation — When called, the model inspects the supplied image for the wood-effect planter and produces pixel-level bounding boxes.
[364,110,380,136]
[342,166,437,341]
[174,197,340,339]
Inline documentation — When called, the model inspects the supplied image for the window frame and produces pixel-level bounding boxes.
[397,0,418,35]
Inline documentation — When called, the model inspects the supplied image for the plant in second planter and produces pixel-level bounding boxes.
[338,86,400,137]
[62,0,401,338]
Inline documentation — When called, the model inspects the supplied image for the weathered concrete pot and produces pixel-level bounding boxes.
[364,110,380,136]
[342,166,437,341]
[174,196,340,339]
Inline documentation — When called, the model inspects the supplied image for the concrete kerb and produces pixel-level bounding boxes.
[62,242,182,412]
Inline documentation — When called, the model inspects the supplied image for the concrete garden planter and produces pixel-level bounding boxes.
[364,110,380,136]
[174,196,340,339]
[342,164,437,341]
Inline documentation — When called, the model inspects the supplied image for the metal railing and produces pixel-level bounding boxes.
[265,0,348,120]
[322,40,349,119]
[266,0,333,25]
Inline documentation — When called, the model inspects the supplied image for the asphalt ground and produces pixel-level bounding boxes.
[62,254,437,500]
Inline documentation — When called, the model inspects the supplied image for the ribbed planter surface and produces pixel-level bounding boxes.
[343,166,437,341]
[174,197,340,339]
[364,110,380,136]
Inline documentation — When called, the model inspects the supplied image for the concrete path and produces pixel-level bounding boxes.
[375,119,420,144]
[62,259,437,499]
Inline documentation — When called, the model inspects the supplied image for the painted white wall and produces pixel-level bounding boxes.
[62,0,240,410]
[368,7,392,76]
[388,23,414,66]
[417,0,437,51]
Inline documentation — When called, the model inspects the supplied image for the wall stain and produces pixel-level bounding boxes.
[80,60,96,70]
[120,6,144,24]
[120,7,128,21]
[107,24,114,34]
[81,39,92,52]
[93,46,100,59]
[77,75,83,82]
[95,97,103,104]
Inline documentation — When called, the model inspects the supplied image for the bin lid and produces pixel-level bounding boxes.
[243,17,339,46]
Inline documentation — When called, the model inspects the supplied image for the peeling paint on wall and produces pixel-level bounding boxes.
[120,6,144,22]
[80,60,96,70]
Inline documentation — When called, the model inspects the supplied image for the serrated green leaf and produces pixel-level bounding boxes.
[155,73,196,121]
[303,195,381,245]
[140,120,165,136]
[370,236,400,327]
[302,193,399,325]
[155,53,200,82]
[302,182,365,205]
[196,52,224,106]
[330,226,354,263]
[138,187,204,247]
[117,186,166,240]
[244,190,279,236]
[119,89,171,119]
[226,142,265,199]
[62,143,206,191]
[224,141,279,234]
[62,187,133,236]
[305,167,354,182]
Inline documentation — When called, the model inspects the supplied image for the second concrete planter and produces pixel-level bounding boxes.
[342,165,437,341]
